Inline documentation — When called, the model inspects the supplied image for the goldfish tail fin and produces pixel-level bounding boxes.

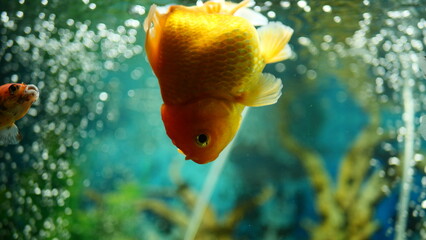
[234,6,268,26]
[237,73,283,107]
[257,22,293,64]
[200,0,249,14]
[228,0,250,15]
[0,124,22,145]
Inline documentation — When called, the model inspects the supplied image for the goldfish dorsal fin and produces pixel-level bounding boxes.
[237,73,283,107]
[0,124,22,145]
[143,4,167,40]
[143,4,168,32]
[144,5,157,32]
[257,22,293,64]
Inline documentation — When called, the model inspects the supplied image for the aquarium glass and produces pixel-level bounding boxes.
[1,0,426,239]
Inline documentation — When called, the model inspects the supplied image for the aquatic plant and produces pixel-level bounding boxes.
[275,1,426,239]
[279,76,395,239]
[0,0,143,239]
[69,182,145,240]
[136,160,274,239]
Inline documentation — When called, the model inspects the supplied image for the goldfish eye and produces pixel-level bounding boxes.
[195,134,209,147]
[8,84,19,95]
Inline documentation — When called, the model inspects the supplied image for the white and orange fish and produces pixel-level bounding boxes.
[144,0,293,164]
[0,83,39,145]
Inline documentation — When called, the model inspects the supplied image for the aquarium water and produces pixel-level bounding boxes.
[0,0,426,239]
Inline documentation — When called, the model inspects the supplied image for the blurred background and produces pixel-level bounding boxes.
[1,0,426,239]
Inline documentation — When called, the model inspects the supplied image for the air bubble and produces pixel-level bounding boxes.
[99,92,108,101]
[322,5,332,13]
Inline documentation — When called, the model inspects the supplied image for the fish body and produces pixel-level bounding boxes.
[0,83,39,145]
[144,0,293,164]
[148,3,261,105]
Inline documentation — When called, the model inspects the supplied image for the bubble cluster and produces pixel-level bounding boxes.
[303,2,424,239]
[0,0,144,239]
[262,0,425,239]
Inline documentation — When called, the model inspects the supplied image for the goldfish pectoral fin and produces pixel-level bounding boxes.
[176,149,192,161]
[257,22,294,64]
[237,73,283,107]
[177,148,184,155]
[178,149,191,160]
[0,124,22,145]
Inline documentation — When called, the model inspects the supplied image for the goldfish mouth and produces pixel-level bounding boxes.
[24,84,39,101]
[184,154,200,162]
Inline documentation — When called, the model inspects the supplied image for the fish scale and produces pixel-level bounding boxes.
[156,7,263,105]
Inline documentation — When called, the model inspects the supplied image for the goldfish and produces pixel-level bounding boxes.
[0,83,39,145]
[144,0,293,164]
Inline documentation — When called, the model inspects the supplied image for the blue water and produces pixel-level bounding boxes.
[1,0,426,239]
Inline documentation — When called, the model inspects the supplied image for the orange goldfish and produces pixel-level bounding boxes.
[144,0,293,164]
[0,83,39,145]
